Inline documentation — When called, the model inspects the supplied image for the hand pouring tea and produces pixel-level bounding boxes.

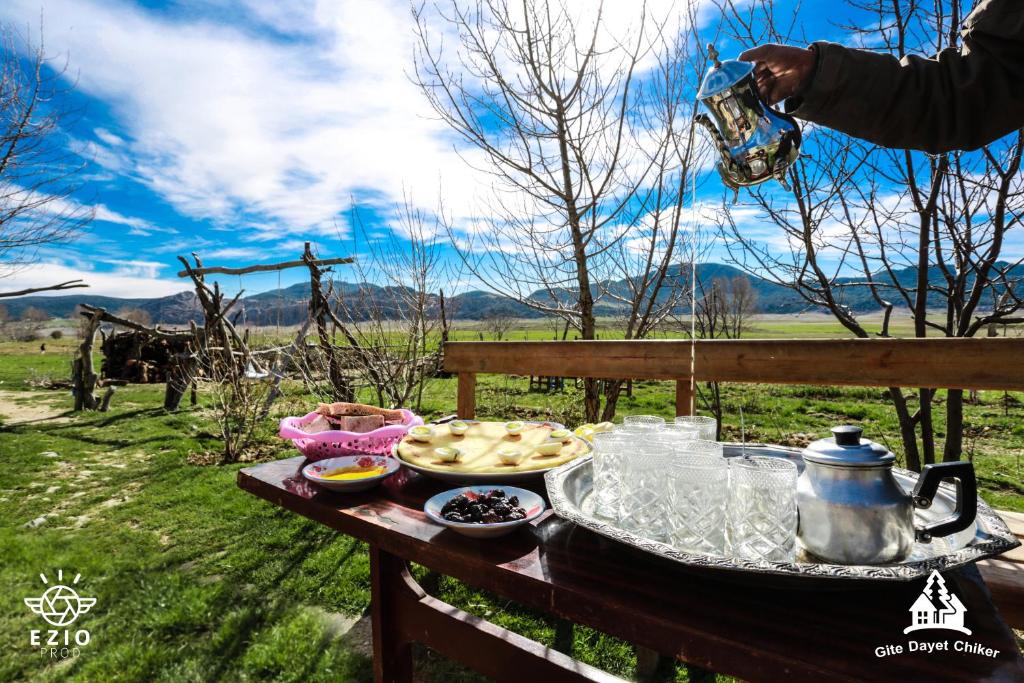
[695,44,801,199]
[797,426,977,564]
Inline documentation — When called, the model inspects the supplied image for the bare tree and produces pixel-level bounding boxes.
[689,275,759,436]
[312,199,460,411]
[0,26,92,295]
[483,309,514,340]
[413,0,710,420]
[713,0,1024,470]
[8,302,47,340]
[114,306,152,327]
[19,305,47,322]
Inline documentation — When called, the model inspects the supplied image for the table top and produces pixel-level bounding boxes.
[238,456,1024,683]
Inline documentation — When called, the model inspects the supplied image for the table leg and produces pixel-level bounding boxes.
[370,545,414,683]
[367,545,622,682]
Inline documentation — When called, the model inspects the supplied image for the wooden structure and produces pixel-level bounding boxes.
[238,459,1023,682]
[177,243,356,403]
[75,303,196,411]
[238,336,1024,681]
[443,338,1024,419]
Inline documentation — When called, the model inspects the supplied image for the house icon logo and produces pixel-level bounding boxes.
[903,570,971,636]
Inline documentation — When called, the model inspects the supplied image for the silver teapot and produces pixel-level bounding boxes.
[796,426,977,565]
[695,44,801,198]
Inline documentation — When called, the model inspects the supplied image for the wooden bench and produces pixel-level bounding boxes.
[444,338,1024,629]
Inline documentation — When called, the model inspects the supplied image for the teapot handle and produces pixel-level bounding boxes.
[911,461,977,542]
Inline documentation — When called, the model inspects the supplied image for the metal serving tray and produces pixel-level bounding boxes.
[544,444,1020,582]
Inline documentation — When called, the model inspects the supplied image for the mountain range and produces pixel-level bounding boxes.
[2,262,1016,324]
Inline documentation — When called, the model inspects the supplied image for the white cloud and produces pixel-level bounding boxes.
[94,128,126,146]
[1,0,485,235]
[0,262,189,298]
[203,246,271,261]
[93,204,172,235]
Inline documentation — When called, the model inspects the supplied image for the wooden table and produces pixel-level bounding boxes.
[238,457,1024,683]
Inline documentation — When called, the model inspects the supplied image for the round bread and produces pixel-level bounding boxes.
[396,421,587,473]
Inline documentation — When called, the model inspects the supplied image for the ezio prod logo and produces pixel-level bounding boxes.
[23,570,95,659]
[874,570,1001,660]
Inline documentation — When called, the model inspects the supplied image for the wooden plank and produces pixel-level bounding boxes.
[675,379,693,416]
[457,372,476,419]
[443,338,1024,390]
[409,585,623,682]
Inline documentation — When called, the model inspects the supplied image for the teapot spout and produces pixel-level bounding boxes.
[694,113,730,161]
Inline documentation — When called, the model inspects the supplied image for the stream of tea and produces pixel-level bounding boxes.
[686,112,745,449]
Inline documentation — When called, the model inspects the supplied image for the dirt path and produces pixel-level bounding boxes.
[0,389,70,425]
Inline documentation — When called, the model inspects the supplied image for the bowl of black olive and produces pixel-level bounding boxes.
[424,486,545,538]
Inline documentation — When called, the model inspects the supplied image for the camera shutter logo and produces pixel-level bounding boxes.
[904,570,971,636]
[23,570,96,628]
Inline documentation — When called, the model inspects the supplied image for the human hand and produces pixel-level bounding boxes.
[738,44,816,105]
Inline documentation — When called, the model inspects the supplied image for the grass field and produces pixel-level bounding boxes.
[2,323,1022,682]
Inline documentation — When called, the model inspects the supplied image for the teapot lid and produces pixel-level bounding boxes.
[802,426,895,467]
[697,44,755,100]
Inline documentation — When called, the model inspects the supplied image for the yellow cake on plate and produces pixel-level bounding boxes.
[395,421,588,474]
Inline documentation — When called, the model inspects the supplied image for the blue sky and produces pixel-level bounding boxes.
[0,0,937,299]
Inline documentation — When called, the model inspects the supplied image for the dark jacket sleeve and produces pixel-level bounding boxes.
[786,0,1024,153]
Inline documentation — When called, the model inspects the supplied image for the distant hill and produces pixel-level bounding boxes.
[3,262,1015,324]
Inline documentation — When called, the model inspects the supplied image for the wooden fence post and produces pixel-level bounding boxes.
[675,379,693,417]
[457,373,476,419]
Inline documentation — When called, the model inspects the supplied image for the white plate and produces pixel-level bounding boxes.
[393,421,590,485]
[302,455,399,492]
[424,486,546,538]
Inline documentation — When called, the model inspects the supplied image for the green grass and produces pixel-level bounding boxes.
[1,326,1021,682]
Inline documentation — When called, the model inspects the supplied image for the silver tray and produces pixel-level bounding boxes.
[544,444,1020,582]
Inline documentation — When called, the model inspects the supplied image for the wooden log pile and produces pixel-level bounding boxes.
[100,330,190,383]
[75,303,197,411]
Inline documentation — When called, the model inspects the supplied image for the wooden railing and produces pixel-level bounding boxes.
[443,338,1024,418]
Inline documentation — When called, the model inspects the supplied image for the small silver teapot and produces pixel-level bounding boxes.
[695,44,801,198]
[797,426,977,565]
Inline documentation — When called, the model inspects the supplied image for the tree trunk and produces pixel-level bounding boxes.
[943,389,964,462]
[72,313,102,411]
[889,387,921,472]
[918,389,936,466]
[599,380,625,422]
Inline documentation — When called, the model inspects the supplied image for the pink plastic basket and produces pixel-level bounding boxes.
[278,410,424,461]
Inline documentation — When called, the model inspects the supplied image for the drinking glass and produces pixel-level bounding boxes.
[617,445,674,542]
[621,414,666,431]
[591,432,633,520]
[673,439,724,457]
[660,423,701,440]
[666,453,729,555]
[674,415,717,441]
[726,456,798,562]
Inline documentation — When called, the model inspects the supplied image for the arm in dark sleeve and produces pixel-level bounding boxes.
[786,0,1024,153]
